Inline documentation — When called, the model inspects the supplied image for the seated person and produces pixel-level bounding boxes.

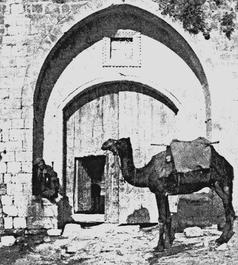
[33,158,60,203]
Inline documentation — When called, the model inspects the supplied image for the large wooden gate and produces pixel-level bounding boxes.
[66,86,176,223]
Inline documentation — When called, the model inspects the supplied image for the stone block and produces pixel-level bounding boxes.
[62,224,82,238]
[21,162,32,173]
[184,227,203,238]
[7,161,21,174]
[21,106,33,119]
[3,108,22,120]
[43,236,51,243]
[24,119,33,129]
[14,173,31,183]
[9,98,22,110]
[21,94,33,107]
[0,141,5,151]
[47,229,62,236]
[3,217,13,229]
[9,129,24,141]
[10,85,24,99]
[7,182,22,195]
[3,204,18,216]
[1,128,9,142]
[15,151,32,162]
[1,151,15,162]
[1,195,13,206]
[7,24,26,35]
[14,195,28,216]
[5,140,22,151]
[3,173,12,183]
[13,217,26,229]
[23,128,32,142]
[0,162,7,174]
[11,118,24,129]
[0,235,16,246]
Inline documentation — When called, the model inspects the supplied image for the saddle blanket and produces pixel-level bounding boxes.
[170,137,212,173]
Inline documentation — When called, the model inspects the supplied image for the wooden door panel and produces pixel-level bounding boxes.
[74,158,91,212]
[118,91,176,223]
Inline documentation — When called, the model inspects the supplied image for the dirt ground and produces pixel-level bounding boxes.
[1,221,238,265]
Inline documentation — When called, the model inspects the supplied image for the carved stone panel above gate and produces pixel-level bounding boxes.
[102,30,141,68]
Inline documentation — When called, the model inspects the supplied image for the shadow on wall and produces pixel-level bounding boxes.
[124,192,225,231]
[57,196,74,229]
[126,205,150,224]
[173,191,225,232]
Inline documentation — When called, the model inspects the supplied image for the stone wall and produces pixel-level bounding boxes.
[0,0,106,232]
[0,0,238,232]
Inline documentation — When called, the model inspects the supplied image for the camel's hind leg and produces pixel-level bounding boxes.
[155,194,174,251]
[214,181,235,245]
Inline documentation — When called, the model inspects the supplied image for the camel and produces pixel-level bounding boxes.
[101,137,235,251]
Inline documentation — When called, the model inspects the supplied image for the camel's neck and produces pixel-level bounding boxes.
[117,143,149,188]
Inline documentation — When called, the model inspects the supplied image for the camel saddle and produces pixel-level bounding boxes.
[169,137,212,173]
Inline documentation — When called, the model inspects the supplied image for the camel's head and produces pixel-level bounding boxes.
[101,139,119,155]
[101,138,131,155]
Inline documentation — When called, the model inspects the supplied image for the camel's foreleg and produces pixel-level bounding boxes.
[155,194,173,251]
[164,195,175,245]
[214,181,235,245]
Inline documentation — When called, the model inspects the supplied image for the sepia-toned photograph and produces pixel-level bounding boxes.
[0,0,238,264]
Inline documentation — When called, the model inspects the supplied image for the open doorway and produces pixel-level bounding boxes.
[73,155,106,214]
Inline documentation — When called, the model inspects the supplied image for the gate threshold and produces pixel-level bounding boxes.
[72,214,105,223]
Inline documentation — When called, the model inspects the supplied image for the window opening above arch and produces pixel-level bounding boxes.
[102,30,141,68]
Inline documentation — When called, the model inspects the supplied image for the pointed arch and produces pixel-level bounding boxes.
[63,80,179,120]
[33,4,210,160]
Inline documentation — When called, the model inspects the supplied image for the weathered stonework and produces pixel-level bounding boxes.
[0,0,238,234]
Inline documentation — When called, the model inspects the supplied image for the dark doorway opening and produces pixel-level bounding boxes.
[74,155,106,214]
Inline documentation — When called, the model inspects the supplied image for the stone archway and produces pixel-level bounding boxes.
[33,3,211,162]
[62,80,179,222]
[63,80,178,120]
